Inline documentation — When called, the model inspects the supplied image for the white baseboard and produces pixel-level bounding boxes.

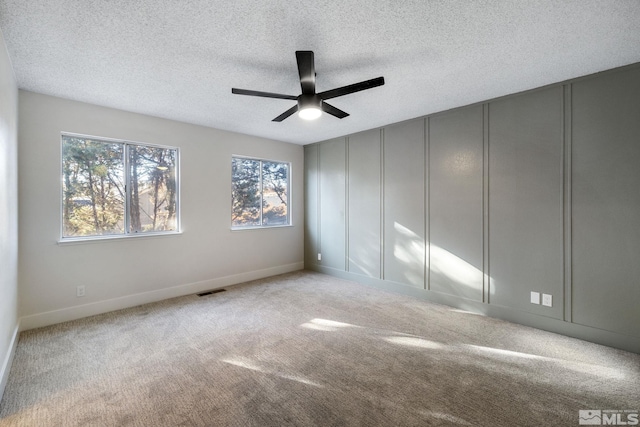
[19,262,304,331]
[0,321,20,403]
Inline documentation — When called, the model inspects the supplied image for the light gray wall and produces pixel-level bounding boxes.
[0,27,19,401]
[18,91,304,328]
[305,63,640,353]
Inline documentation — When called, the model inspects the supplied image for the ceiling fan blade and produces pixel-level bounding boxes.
[321,102,349,119]
[296,51,316,95]
[318,76,385,100]
[272,105,299,122]
[232,88,297,100]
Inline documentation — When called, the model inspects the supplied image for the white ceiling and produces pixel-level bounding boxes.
[1,1,640,145]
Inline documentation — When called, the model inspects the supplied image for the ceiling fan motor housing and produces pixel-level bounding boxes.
[298,94,322,111]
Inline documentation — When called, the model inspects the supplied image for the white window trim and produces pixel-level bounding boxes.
[59,132,181,243]
[58,230,183,245]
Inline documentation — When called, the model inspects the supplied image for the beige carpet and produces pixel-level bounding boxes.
[1,271,638,426]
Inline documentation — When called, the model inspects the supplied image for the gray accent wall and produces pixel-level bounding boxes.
[571,67,640,337]
[348,129,382,278]
[488,87,564,318]
[318,138,346,271]
[383,119,426,289]
[304,144,319,268]
[305,63,640,353]
[429,106,483,302]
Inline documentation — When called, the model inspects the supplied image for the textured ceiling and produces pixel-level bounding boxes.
[1,1,640,145]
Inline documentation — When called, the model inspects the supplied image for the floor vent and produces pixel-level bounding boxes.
[197,289,226,297]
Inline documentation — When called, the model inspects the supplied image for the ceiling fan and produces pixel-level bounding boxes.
[232,51,385,122]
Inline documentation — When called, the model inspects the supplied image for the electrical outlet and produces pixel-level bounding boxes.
[542,294,552,307]
[530,291,540,304]
[317,253,322,261]
[76,285,85,297]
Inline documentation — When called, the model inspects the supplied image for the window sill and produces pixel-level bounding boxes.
[58,231,182,245]
[231,224,293,232]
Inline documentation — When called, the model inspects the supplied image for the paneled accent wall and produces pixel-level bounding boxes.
[571,67,640,337]
[304,63,640,353]
[348,129,382,278]
[488,87,564,318]
[383,119,426,289]
[304,144,320,268]
[428,106,483,302]
[318,138,346,271]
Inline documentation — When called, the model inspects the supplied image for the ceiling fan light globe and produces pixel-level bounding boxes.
[299,107,322,120]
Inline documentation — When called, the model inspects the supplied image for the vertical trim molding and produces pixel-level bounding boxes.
[317,144,322,263]
[317,145,321,264]
[563,84,573,322]
[425,117,430,291]
[344,137,350,272]
[380,129,385,280]
[482,103,491,304]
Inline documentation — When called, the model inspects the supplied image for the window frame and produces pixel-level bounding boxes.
[231,155,292,230]
[59,132,181,243]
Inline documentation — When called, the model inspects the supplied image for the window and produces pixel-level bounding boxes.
[62,134,179,239]
[232,157,290,228]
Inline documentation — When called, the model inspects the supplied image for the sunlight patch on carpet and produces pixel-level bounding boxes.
[300,318,362,331]
[466,345,626,379]
[221,357,323,388]
[384,336,443,349]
